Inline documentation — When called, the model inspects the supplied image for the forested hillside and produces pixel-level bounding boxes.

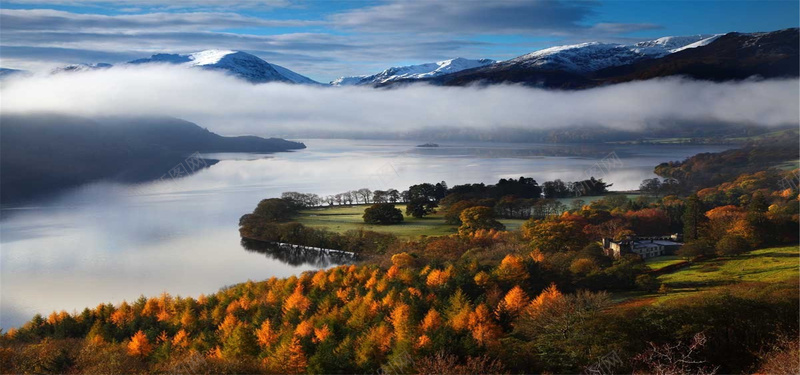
[2,138,798,374]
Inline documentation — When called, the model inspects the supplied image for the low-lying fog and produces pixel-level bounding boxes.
[1,65,797,137]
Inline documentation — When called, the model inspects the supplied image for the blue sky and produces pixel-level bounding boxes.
[1,0,797,82]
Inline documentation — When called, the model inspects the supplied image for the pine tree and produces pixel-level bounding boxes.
[682,194,705,241]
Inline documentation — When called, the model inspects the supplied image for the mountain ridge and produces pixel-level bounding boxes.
[128,50,319,84]
[331,57,497,86]
[8,28,798,88]
[388,28,798,88]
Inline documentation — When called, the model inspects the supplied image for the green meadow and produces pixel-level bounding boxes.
[295,204,526,238]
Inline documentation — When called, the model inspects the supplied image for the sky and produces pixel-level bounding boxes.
[0,0,798,82]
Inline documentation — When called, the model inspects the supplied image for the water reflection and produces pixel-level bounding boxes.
[241,239,357,268]
[0,139,733,329]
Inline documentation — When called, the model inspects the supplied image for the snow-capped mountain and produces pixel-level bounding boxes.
[421,28,797,88]
[331,57,496,86]
[128,50,320,84]
[499,34,717,74]
[270,63,322,85]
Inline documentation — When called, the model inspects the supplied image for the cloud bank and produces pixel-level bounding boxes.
[1,65,797,137]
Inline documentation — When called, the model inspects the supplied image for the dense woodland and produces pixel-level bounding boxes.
[2,135,798,374]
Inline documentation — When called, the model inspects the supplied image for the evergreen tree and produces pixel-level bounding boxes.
[682,194,705,241]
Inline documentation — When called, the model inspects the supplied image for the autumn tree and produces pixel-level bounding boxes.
[523,218,588,253]
[496,285,529,325]
[127,330,153,357]
[516,289,611,373]
[421,309,443,333]
[715,234,750,256]
[624,208,670,236]
[468,304,502,347]
[255,320,278,350]
[705,205,746,240]
[458,206,505,236]
[266,337,308,374]
[443,200,480,225]
[494,254,529,284]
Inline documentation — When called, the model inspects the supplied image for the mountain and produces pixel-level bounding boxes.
[270,63,322,85]
[0,114,306,202]
[331,57,496,86]
[128,50,320,84]
[592,28,799,84]
[51,63,113,74]
[389,28,797,88]
[494,35,715,74]
[0,67,28,80]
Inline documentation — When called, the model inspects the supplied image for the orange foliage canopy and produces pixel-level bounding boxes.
[127,330,152,357]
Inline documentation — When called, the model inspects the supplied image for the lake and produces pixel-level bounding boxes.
[0,139,731,328]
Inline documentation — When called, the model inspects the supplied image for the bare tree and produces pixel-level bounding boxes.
[632,332,718,375]
[356,188,372,204]
[344,191,354,205]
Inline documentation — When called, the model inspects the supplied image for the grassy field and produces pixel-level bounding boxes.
[654,246,799,303]
[294,195,637,239]
[295,204,528,239]
[659,246,799,287]
[616,246,799,305]
[645,255,685,270]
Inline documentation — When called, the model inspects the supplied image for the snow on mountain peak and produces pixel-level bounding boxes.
[127,50,319,84]
[186,50,237,66]
[635,35,704,49]
[331,57,496,86]
[668,35,723,53]
[504,34,720,73]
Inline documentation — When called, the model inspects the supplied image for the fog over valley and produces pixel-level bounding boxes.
[1,65,797,137]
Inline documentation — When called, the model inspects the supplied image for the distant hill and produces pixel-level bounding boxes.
[0,114,306,202]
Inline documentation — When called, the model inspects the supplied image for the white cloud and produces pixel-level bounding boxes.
[2,0,292,11]
[0,8,318,32]
[2,65,797,136]
[330,0,658,36]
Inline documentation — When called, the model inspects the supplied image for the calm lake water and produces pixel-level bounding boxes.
[0,139,732,328]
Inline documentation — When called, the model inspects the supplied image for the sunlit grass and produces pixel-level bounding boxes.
[645,255,685,270]
[295,204,526,239]
[293,194,637,239]
[617,246,799,305]
[659,246,799,286]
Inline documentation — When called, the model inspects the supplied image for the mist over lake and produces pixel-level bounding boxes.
[0,139,731,329]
